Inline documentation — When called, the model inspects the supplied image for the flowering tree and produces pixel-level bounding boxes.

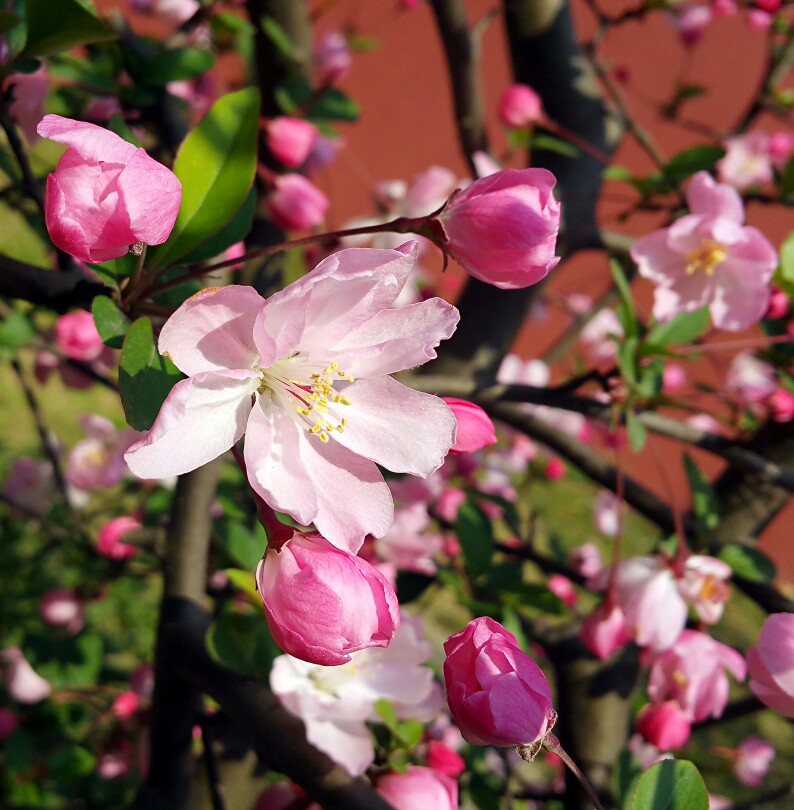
[0,1,792,809]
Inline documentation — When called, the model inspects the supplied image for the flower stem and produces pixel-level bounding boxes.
[542,733,605,810]
[230,445,293,550]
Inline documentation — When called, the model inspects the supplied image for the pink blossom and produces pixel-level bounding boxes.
[628,733,674,770]
[375,503,444,576]
[257,530,400,665]
[754,0,780,13]
[647,630,746,722]
[270,614,442,774]
[55,310,103,361]
[568,542,603,581]
[593,490,621,537]
[668,5,713,45]
[711,0,737,17]
[426,741,466,777]
[436,487,466,522]
[726,352,777,403]
[37,115,182,263]
[67,415,137,491]
[8,68,49,142]
[615,554,732,650]
[268,173,329,231]
[631,172,777,331]
[125,245,459,553]
[3,457,57,515]
[303,134,343,176]
[747,613,794,718]
[581,308,623,361]
[96,516,140,560]
[0,707,18,741]
[97,747,131,779]
[39,589,84,634]
[267,117,319,169]
[687,413,722,433]
[314,30,352,84]
[437,169,561,290]
[443,616,555,746]
[1,648,51,704]
[443,398,497,454]
[498,84,543,128]
[718,132,773,190]
[167,74,218,122]
[376,766,457,810]
[130,0,199,26]
[548,574,577,607]
[734,737,775,786]
[581,602,631,660]
[636,701,691,749]
[768,388,794,422]
[747,8,774,29]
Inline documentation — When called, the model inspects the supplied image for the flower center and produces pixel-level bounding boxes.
[256,353,354,444]
[685,239,727,276]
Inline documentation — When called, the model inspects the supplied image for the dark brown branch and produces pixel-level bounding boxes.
[429,0,489,176]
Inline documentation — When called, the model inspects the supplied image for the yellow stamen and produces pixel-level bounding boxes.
[685,239,727,276]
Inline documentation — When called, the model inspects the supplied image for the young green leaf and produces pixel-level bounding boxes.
[717,544,776,583]
[92,295,131,349]
[21,0,115,58]
[645,307,709,347]
[455,500,494,578]
[683,453,719,532]
[626,410,647,452]
[631,760,708,810]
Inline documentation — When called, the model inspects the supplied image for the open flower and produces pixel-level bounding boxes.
[37,115,182,263]
[631,171,777,331]
[747,613,794,718]
[125,245,459,553]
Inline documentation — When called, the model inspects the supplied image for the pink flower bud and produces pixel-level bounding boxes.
[747,9,774,29]
[97,747,131,779]
[257,530,400,665]
[437,169,561,290]
[497,84,543,128]
[593,490,621,537]
[426,740,466,777]
[0,707,17,741]
[548,574,577,607]
[765,288,789,319]
[768,388,794,422]
[55,311,103,361]
[1,648,51,704]
[443,616,556,746]
[112,690,139,720]
[711,0,737,16]
[37,115,181,263]
[767,131,794,168]
[314,30,352,84]
[268,174,329,231]
[376,766,458,810]
[755,0,780,13]
[734,736,775,786]
[39,588,84,634]
[267,117,319,169]
[747,613,794,717]
[544,457,566,480]
[96,516,140,560]
[662,362,687,394]
[442,398,496,454]
[581,602,631,660]
[436,487,466,523]
[635,701,691,750]
[568,542,603,581]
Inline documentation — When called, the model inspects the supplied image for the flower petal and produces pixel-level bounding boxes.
[37,114,138,165]
[686,171,744,224]
[331,298,459,377]
[335,376,457,476]
[159,285,269,376]
[125,370,258,479]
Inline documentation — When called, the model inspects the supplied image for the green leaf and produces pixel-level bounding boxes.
[455,500,494,578]
[645,307,710,347]
[683,453,718,531]
[616,336,639,386]
[630,760,708,810]
[178,187,256,264]
[260,15,295,61]
[718,544,776,583]
[106,113,142,147]
[220,521,266,570]
[663,146,725,184]
[224,568,260,605]
[151,87,260,267]
[206,611,278,678]
[307,87,360,122]
[610,259,638,338]
[137,47,215,87]
[0,310,34,348]
[395,720,424,748]
[626,410,647,452]
[21,0,114,58]
[119,317,184,431]
[92,295,130,349]
[375,699,399,730]
[603,164,632,181]
[779,230,794,284]
[529,131,580,158]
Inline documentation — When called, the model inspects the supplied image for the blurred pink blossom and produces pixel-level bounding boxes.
[548,574,577,607]
[96,516,140,560]
[315,30,352,84]
[765,287,789,319]
[593,490,621,537]
[662,362,687,394]
[130,0,199,26]
[444,398,496,454]
[768,388,794,422]
[497,84,543,128]
[747,613,794,717]
[568,542,603,581]
[668,4,713,45]
[67,415,138,491]
[581,308,623,361]
[376,766,458,810]
[55,310,103,361]
[544,457,566,480]
[581,601,631,660]
[426,740,466,777]
[268,173,329,231]
[1,648,51,704]
[267,117,319,169]
[632,172,777,331]
[8,68,49,142]
[375,502,445,577]
[0,707,18,741]
[734,736,775,786]
[726,351,777,403]
[717,132,773,189]
[635,701,691,749]
[39,588,84,634]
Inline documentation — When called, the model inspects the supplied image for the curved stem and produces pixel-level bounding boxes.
[543,734,605,810]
